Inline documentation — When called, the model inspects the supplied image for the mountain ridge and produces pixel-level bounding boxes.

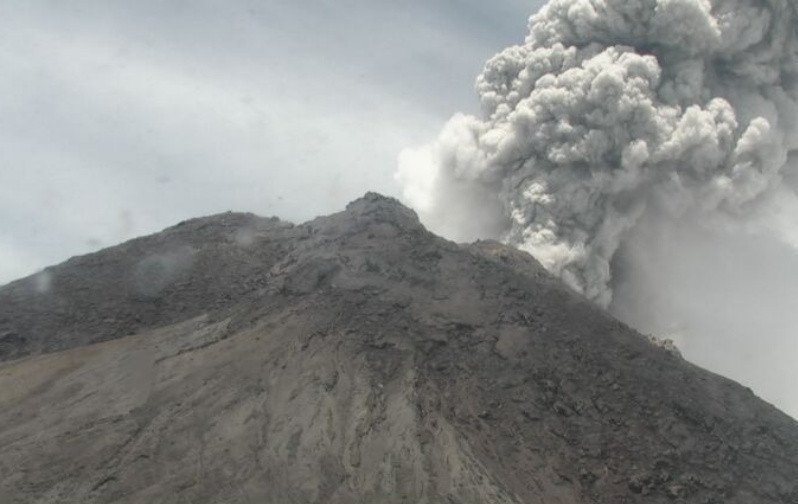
[1,193,796,503]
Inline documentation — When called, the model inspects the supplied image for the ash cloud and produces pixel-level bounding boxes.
[398,0,798,306]
[398,0,798,414]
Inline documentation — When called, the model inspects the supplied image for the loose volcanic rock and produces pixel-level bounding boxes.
[0,193,796,503]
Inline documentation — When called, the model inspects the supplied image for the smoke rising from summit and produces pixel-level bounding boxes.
[397,0,798,415]
[398,0,798,307]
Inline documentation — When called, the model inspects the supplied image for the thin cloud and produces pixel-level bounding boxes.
[0,0,540,284]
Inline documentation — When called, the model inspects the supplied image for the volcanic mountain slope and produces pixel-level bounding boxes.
[1,194,797,503]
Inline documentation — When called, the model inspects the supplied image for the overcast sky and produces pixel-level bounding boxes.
[0,0,542,285]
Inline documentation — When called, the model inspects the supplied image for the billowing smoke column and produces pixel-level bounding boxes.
[398,0,798,307]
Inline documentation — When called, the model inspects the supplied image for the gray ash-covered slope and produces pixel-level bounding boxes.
[0,211,296,361]
[1,193,797,503]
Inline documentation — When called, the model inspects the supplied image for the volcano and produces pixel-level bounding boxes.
[1,193,796,503]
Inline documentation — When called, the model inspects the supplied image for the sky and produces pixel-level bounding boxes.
[0,0,542,284]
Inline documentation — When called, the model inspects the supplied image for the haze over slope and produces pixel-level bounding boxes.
[1,194,797,503]
[397,0,798,419]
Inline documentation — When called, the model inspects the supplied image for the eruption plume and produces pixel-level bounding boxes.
[397,0,798,307]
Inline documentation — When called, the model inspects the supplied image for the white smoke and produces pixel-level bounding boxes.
[397,0,798,308]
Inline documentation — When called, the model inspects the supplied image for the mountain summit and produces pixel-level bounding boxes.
[1,193,796,503]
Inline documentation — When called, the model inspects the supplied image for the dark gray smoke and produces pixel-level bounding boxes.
[397,0,798,415]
